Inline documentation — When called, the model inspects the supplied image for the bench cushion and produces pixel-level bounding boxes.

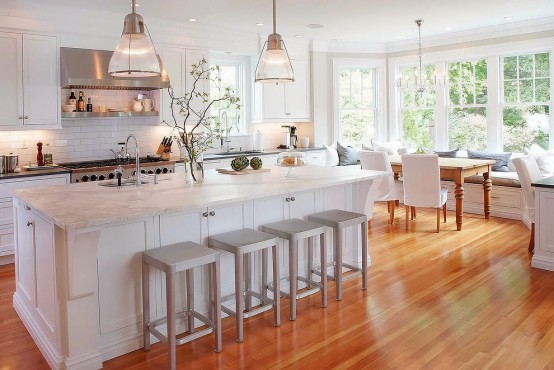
[465,171,521,188]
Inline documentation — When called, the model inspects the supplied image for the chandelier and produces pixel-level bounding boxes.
[396,19,444,94]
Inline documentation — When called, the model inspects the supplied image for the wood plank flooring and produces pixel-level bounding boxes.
[1,205,554,369]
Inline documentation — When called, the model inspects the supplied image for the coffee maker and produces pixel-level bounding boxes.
[278,125,291,149]
[289,126,298,148]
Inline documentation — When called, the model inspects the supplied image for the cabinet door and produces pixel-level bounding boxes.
[15,204,35,307]
[0,32,23,127]
[184,49,208,126]
[285,60,309,119]
[161,47,184,124]
[262,82,286,119]
[23,34,58,126]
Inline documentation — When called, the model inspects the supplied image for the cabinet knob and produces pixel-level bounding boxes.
[285,197,290,202]
[290,197,295,202]
[202,212,209,217]
[286,113,291,116]
[209,211,216,216]
[27,221,33,227]
[19,116,23,119]
[24,116,29,119]
[24,205,31,211]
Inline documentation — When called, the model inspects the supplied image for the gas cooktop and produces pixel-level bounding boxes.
[59,156,166,170]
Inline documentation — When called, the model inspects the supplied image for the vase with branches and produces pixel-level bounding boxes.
[164,58,240,182]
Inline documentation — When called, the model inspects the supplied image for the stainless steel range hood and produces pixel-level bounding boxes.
[60,47,170,90]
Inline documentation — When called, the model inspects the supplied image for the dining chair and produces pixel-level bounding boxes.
[401,154,448,232]
[359,150,403,223]
[512,156,543,253]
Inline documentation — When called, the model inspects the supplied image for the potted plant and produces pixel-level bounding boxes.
[164,58,240,182]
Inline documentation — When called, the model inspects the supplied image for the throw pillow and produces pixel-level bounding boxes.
[336,142,358,166]
[371,139,402,155]
[524,143,547,160]
[467,150,512,172]
[536,152,554,177]
[361,143,373,151]
[324,143,339,166]
[434,149,458,158]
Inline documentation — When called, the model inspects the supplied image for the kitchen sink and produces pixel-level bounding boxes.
[214,151,264,156]
[97,178,151,187]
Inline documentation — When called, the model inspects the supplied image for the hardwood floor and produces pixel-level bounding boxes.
[1,205,554,369]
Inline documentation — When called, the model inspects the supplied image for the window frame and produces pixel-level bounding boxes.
[332,58,387,146]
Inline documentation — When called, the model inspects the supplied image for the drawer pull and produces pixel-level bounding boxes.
[285,197,290,202]
[27,221,33,227]
[209,211,216,216]
[202,212,209,217]
[491,196,500,199]
[24,205,31,211]
[290,197,295,201]
[24,116,29,119]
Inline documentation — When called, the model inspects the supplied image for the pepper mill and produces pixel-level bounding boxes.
[37,141,44,167]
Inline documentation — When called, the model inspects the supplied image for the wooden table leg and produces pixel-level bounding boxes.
[483,170,492,219]
[394,172,401,206]
[454,173,464,231]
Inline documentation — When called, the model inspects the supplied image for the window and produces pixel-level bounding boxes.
[447,59,488,150]
[209,59,245,136]
[337,67,376,148]
[400,65,436,149]
[502,52,550,151]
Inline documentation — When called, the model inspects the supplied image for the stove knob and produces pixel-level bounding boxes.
[90,174,98,181]
[147,170,154,174]
[162,167,169,174]
[98,175,106,181]
[141,169,146,174]
[108,172,115,179]
[132,170,137,176]
[81,175,89,182]
[155,168,162,174]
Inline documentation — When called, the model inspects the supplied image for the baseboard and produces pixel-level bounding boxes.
[531,254,554,271]
[445,202,522,221]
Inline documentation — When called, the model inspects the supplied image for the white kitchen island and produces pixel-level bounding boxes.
[11,165,387,370]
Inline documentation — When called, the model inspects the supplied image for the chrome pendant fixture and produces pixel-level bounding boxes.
[255,0,294,83]
[108,0,161,77]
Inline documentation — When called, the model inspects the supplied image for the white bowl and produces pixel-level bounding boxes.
[62,104,75,112]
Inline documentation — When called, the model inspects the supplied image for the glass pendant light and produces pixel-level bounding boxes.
[108,0,161,77]
[255,0,294,83]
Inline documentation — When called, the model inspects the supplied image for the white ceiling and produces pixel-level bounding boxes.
[21,0,554,44]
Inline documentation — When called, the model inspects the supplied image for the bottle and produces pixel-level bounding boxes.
[68,91,77,111]
[86,98,93,112]
[37,141,44,167]
[43,143,53,165]
[77,91,85,112]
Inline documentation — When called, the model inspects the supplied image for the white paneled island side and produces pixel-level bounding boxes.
[11,165,387,370]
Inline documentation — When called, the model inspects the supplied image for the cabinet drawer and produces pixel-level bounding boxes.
[490,188,521,208]
[0,175,68,199]
[306,151,325,166]
[0,200,12,225]
[0,224,14,256]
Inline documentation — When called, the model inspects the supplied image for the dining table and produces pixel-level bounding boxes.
[388,155,497,231]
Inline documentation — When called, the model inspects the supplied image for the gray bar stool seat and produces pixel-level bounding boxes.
[262,218,327,321]
[307,209,368,301]
[209,228,280,343]
[142,241,222,370]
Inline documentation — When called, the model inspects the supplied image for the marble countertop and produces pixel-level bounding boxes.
[187,147,325,162]
[0,167,70,181]
[12,165,387,230]
[532,176,554,188]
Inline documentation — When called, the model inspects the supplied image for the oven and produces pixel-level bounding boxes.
[59,157,176,183]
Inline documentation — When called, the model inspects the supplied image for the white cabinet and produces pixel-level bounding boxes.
[532,187,554,271]
[161,47,208,126]
[0,174,69,265]
[253,59,310,123]
[0,32,59,129]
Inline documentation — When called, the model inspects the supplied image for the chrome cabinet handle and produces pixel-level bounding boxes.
[209,211,216,216]
[285,197,290,202]
[24,205,31,210]
[19,116,23,119]
[290,197,295,202]
[27,221,33,227]
[24,116,28,119]
[202,212,209,217]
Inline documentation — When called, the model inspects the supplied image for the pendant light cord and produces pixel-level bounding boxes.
[272,0,276,34]
[417,19,423,78]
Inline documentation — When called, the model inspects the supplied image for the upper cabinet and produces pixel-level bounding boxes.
[160,47,208,126]
[253,59,310,123]
[0,32,59,129]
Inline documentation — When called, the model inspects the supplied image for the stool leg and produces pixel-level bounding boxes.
[235,252,245,342]
[166,272,176,370]
[245,252,253,312]
[335,227,343,301]
[272,244,281,327]
[320,233,327,308]
[142,261,150,351]
[289,238,298,321]
[186,269,195,334]
[361,221,368,290]
[211,257,222,352]
[307,236,313,289]
[262,249,268,299]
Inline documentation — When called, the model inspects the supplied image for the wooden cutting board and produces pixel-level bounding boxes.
[216,168,271,175]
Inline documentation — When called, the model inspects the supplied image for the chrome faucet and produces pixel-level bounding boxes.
[125,134,141,186]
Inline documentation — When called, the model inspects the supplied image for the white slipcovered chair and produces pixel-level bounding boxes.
[359,150,403,223]
[512,156,543,253]
[401,154,448,232]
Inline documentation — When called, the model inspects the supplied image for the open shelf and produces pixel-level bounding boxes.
[61,111,159,119]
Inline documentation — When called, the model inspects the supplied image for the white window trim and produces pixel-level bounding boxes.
[332,58,387,144]
[388,37,554,151]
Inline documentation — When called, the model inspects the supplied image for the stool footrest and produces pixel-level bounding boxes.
[149,309,214,345]
[220,290,275,318]
[267,276,322,300]
[312,261,363,281]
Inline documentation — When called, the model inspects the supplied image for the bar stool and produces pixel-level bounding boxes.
[307,209,368,301]
[208,228,280,343]
[262,218,327,321]
[142,242,222,370]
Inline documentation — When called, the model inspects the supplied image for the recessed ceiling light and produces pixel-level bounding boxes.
[295,35,302,38]
[504,16,513,21]
[307,23,325,29]
[188,18,197,22]
[256,22,264,26]
[446,26,452,31]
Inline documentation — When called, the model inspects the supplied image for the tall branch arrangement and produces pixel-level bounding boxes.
[163,58,240,180]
